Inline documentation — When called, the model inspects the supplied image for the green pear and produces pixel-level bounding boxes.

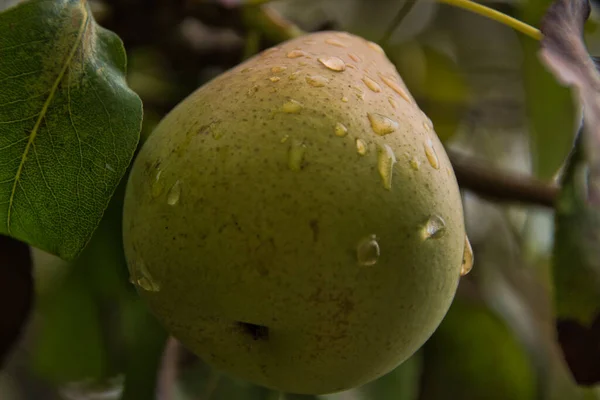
[123,31,468,395]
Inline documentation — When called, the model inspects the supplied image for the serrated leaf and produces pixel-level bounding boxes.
[0,0,141,260]
[539,0,600,386]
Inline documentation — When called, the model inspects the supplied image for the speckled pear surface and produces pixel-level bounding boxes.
[123,31,467,394]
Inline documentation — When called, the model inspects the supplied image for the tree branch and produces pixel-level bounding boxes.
[448,150,559,207]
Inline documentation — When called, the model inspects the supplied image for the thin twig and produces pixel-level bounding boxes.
[380,0,420,45]
[448,150,559,207]
[438,0,542,40]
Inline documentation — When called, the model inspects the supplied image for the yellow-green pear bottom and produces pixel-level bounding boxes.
[123,31,467,394]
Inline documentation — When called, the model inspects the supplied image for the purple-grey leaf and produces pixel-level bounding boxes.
[540,0,600,185]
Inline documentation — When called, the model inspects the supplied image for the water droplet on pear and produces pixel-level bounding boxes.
[318,56,346,71]
[424,139,440,169]
[377,144,396,190]
[363,76,382,93]
[130,260,161,292]
[282,99,303,114]
[356,234,380,266]
[421,215,446,240]
[151,170,164,198]
[286,50,308,58]
[461,236,474,276]
[356,139,367,155]
[368,113,398,136]
[288,140,306,171]
[167,180,181,206]
[306,75,329,87]
[334,122,348,137]
[325,38,347,48]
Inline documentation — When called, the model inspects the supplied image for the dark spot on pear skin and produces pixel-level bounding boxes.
[309,219,319,242]
[237,322,269,341]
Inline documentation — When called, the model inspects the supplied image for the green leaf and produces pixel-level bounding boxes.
[420,298,536,400]
[553,134,600,372]
[32,266,108,382]
[519,0,577,180]
[0,0,142,260]
[120,297,167,400]
[356,352,422,400]
[391,43,469,144]
[32,179,139,386]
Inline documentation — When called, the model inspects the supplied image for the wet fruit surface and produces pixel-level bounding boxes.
[123,31,466,395]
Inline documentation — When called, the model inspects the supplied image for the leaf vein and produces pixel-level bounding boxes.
[6,5,90,233]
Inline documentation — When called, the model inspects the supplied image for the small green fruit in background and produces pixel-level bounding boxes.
[123,31,469,394]
[420,298,536,400]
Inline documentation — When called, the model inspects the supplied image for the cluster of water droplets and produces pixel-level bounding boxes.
[148,37,474,284]
[249,37,472,274]
[354,228,474,276]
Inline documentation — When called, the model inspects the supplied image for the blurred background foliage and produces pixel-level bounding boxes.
[0,0,599,398]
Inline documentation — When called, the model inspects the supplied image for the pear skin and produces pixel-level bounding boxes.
[123,31,466,394]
